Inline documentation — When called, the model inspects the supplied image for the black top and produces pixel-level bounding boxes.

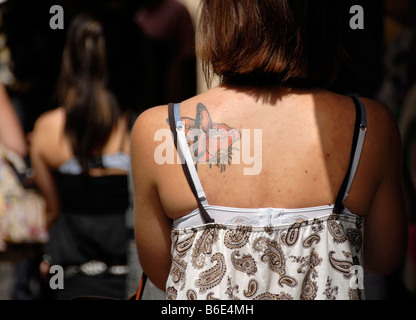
[43,172,130,267]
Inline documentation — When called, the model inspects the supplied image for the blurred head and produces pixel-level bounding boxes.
[58,14,120,173]
[196,0,342,88]
[60,14,107,91]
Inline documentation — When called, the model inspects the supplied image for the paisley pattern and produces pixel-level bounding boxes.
[206,292,220,300]
[303,234,320,248]
[281,220,304,246]
[224,226,252,249]
[253,292,293,300]
[196,253,227,293]
[191,227,219,269]
[166,286,177,300]
[231,251,257,276]
[347,228,362,252]
[244,279,259,298]
[253,237,286,276]
[225,277,240,299]
[324,277,339,300]
[175,231,196,257]
[253,237,298,288]
[169,257,187,290]
[279,275,298,288]
[329,251,354,278]
[166,214,365,300]
[328,215,347,244]
[186,289,197,300]
[300,250,322,300]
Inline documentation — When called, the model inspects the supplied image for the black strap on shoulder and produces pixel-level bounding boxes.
[168,103,181,161]
[168,103,214,224]
[333,96,364,214]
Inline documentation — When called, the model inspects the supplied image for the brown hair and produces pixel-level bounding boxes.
[196,0,342,88]
[58,14,121,172]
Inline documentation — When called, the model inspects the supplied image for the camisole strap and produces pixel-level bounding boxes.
[333,96,367,214]
[168,103,215,224]
[168,97,367,219]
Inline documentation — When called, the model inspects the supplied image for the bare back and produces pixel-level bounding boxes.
[32,108,130,176]
[153,87,383,219]
[132,85,407,289]
[31,107,131,225]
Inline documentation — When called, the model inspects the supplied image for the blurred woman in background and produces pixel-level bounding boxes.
[30,14,131,300]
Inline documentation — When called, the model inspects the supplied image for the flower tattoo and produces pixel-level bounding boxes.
[181,103,241,173]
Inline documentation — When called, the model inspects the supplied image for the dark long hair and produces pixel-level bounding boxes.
[58,14,121,172]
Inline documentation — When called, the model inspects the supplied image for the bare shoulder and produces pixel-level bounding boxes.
[359,97,402,147]
[31,108,70,168]
[131,105,170,144]
[358,97,397,126]
[31,108,66,156]
[133,105,169,129]
[130,104,178,195]
[33,107,65,134]
[358,97,403,176]
[131,105,170,170]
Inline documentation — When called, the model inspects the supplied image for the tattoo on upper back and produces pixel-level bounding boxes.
[170,103,242,173]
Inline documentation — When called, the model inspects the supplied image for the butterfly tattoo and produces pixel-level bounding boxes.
[176,103,241,173]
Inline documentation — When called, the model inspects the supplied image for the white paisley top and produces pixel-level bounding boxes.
[165,97,367,300]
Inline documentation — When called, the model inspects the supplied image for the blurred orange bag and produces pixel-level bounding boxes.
[0,145,48,253]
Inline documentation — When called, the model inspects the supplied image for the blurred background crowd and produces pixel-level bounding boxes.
[0,0,415,300]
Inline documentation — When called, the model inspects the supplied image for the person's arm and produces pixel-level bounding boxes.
[364,100,408,276]
[30,114,61,229]
[0,83,27,157]
[131,107,173,291]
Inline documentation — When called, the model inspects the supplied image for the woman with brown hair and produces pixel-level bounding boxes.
[30,14,131,299]
[131,0,408,300]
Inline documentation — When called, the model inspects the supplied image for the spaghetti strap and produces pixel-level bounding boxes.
[168,103,215,224]
[168,97,366,219]
[333,96,367,214]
